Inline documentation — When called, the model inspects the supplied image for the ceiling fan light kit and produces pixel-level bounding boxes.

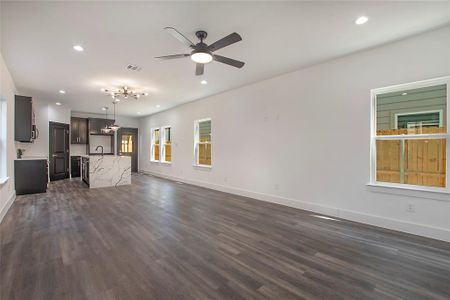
[155,27,245,76]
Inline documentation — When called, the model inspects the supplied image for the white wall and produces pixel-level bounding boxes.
[15,99,70,158]
[0,53,16,222]
[139,26,450,242]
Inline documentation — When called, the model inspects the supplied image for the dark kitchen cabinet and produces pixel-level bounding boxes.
[15,95,33,142]
[88,118,115,135]
[15,159,48,195]
[71,117,88,144]
[71,156,81,178]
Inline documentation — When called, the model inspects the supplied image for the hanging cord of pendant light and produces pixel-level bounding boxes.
[110,101,121,131]
[101,107,112,133]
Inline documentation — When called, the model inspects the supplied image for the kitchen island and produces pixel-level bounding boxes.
[81,155,131,188]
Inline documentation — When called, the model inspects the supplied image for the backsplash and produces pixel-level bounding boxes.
[89,135,113,154]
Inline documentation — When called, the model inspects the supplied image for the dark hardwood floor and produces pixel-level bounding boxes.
[1,174,449,300]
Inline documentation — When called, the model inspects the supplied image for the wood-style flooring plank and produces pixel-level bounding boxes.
[1,174,449,300]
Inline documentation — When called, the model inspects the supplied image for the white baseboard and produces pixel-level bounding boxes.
[140,170,450,242]
[0,191,16,224]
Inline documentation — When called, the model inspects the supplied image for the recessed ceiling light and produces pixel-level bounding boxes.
[59,90,66,94]
[200,80,207,85]
[55,102,62,106]
[73,45,84,52]
[156,105,161,108]
[137,112,142,115]
[102,107,107,111]
[401,92,408,96]
[355,16,369,25]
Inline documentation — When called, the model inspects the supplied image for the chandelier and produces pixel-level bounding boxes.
[101,86,148,100]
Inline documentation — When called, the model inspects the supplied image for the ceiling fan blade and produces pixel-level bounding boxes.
[164,27,195,49]
[195,63,204,76]
[213,55,245,68]
[154,54,190,61]
[207,32,242,52]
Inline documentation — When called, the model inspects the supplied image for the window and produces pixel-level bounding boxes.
[194,118,211,166]
[150,128,160,162]
[121,134,134,153]
[371,77,449,190]
[0,95,6,180]
[161,126,171,163]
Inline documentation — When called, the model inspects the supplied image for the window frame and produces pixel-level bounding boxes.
[368,76,450,193]
[0,94,7,183]
[370,76,450,193]
[193,118,212,168]
[150,127,160,162]
[161,125,172,164]
[394,109,443,129]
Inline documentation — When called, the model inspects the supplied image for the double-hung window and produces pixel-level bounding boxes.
[0,95,6,181]
[371,77,449,191]
[150,128,160,162]
[194,118,211,167]
[161,126,171,163]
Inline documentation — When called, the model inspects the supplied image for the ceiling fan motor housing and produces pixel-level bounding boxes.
[195,30,208,41]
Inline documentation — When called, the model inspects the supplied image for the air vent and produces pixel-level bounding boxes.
[126,64,142,71]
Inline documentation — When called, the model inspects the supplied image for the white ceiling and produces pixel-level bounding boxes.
[1,1,449,117]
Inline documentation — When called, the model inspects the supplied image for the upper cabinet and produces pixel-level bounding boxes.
[88,118,115,135]
[15,95,33,142]
[71,117,88,144]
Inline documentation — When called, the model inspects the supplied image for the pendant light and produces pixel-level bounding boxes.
[101,107,112,133]
[110,101,121,131]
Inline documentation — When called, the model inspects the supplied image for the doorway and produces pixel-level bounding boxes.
[117,127,138,172]
[49,122,70,181]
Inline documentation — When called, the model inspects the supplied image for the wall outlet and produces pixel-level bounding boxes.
[275,183,279,191]
[406,203,415,213]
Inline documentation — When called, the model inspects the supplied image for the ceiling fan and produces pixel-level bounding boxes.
[155,27,245,76]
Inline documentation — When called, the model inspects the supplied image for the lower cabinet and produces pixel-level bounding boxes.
[15,159,48,195]
[71,156,81,178]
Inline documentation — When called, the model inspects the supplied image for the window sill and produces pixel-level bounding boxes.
[160,161,172,165]
[150,160,160,164]
[366,182,450,202]
[192,164,212,169]
[0,177,9,186]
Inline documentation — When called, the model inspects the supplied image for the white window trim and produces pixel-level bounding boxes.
[161,125,172,164]
[0,94,7,181]
[394,109,443,129]
[370,76,450,194]
[150,127,160,162]
[193,118,212,168]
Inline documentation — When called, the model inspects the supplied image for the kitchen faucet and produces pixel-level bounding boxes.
[95,145,104,155]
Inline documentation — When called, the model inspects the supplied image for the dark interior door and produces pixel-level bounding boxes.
[49,122,69,181]
[117,127,138,172]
